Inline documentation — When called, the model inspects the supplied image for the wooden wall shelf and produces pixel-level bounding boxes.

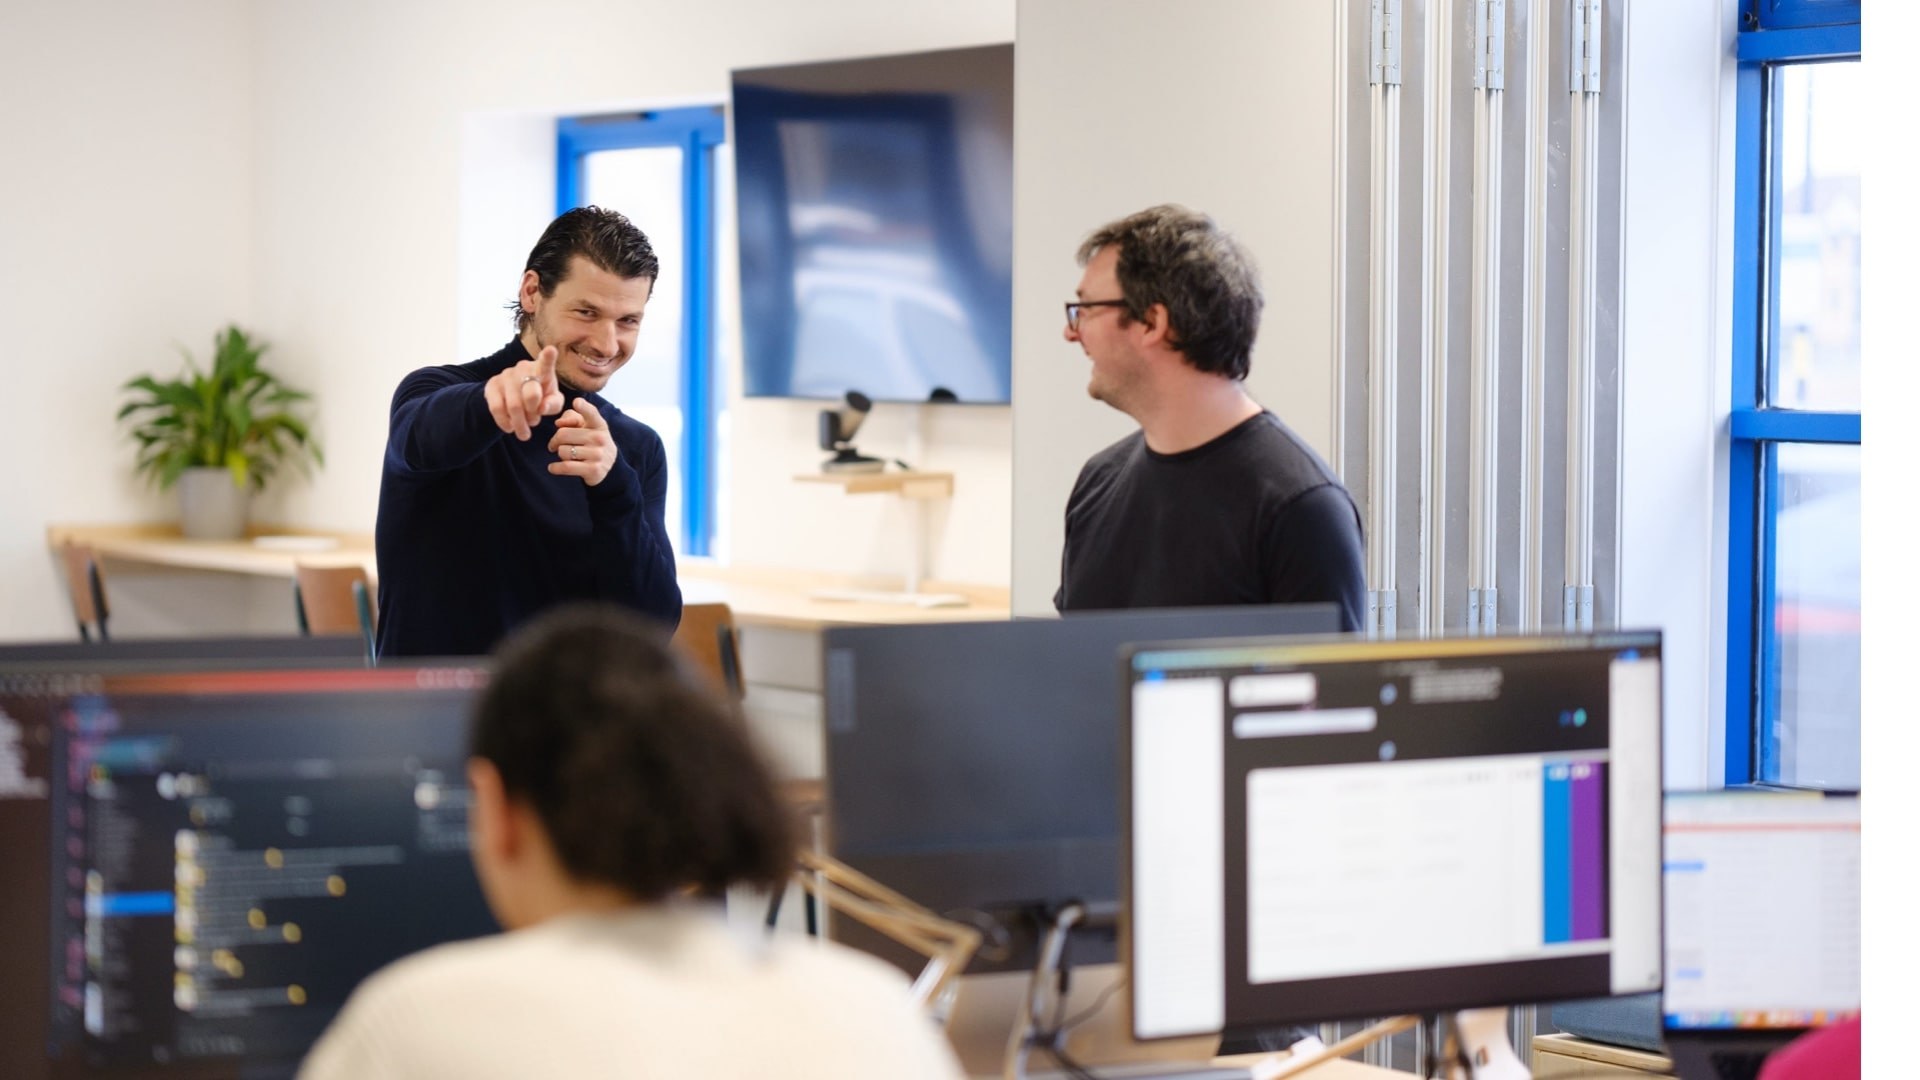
[792,470,954,499]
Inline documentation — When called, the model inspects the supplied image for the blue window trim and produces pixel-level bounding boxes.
[1724,20,1860,785]
[1729,410,1860,443]
[1725,56,1765,784]
[1745,0,1861,33]
[556,107,726,559]
[1736,24,1860,60]
[1757,444,1782,781]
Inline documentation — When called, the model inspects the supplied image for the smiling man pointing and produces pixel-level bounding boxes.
[374,206,682,658]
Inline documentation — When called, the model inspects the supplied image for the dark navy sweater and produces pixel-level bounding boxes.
[373,339,682,657]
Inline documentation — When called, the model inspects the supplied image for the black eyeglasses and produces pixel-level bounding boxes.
[1064,299,1128,331]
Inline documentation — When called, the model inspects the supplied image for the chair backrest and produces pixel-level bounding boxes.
[293,563,376,659]
[57,542,109,642]
[672,601,744,700]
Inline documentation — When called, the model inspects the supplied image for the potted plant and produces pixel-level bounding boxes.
[118,325,323,540]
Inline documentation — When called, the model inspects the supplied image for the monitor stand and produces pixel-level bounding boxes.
[1440,1009,1531,1080]
[1002,902,1252,1080]
[995,905,1528,1079]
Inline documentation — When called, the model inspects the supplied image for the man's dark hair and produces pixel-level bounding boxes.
[1076,204,1263,380]
[511,206,661,332]
[472,604,793,901]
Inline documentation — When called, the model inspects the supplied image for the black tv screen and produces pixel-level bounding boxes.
[731,44,1013,404]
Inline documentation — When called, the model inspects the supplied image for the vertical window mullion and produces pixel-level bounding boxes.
[1753,64,1786,776]
[679,127,717,558]
[1725,58,1767,784]
[1757,442,1783,781]
[1725,432,1762,785]
[1762,66,1787,408]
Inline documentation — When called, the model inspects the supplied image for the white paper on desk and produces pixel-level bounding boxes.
[251,535,340,552]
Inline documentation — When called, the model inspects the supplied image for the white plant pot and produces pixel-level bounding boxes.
[178,467,252,540]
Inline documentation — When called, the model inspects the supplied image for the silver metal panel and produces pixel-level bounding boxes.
[1565,91,1601,599]
[1468,586,1500,635]
[1389,0,1431,636]
[1368,589,1400,639]
[1439,0,1479,632]
[1589,0,1627,629]
[1474,0,1508,89]
[1372,0,1404,85]
[1511,1006,1539,1067]
[1336,0,1623,639]
[1514,0,1572,632]
[1564,583,1596,631]
[1468,85,1504,618]
[1368,84,1401,598]
[1421,0,1455,635]
[1340,0,1375,511]
[1332,0,1353,482]
[1572,0,1603,92]
[1514,0,1548,633]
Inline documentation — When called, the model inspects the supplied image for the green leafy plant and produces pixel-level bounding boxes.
[118,325,323,491]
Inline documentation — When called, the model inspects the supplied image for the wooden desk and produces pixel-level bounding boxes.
[676,563,1008,629]
[47,523,376,580]
[957,1045,1408,1079]
[46,525,1012,631]
[1213,1056,1407,1078]
[1532,1033,1674,1078]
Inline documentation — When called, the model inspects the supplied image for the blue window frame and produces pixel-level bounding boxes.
[557,107,725,558]
[1725,15,1861,785]
[1741,0,1860,32]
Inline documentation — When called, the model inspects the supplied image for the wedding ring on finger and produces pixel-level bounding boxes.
[570,445,581,461]
[520,374,536,384]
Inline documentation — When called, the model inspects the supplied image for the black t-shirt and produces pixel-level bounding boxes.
[1053,411,1366,631]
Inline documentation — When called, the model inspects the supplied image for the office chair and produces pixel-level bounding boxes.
[671,601,745,701]
[292,563,377,662]
[57,541,111,642]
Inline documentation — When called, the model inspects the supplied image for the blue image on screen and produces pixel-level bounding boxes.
[732,45,1014,404]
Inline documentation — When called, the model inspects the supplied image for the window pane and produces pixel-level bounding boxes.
[1766,442,1859,788]
[1767,61,1860,410]
[584,147,686,550]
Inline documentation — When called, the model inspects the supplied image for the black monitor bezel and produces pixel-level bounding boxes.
[1118,630,1666,1042]
[2,658,490,1080]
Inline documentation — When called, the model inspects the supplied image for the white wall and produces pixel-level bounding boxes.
[1615,0,1738,789]
[0,0,260,640]
[1009,0,1339,615]
[249,0,1016,586]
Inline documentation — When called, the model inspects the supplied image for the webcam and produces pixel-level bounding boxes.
[819,391,884,474]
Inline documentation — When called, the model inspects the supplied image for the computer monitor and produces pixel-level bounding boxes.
[2,664,495,1079]
[1122,632,1665,1041]
[0,640,375,1080]
[1660,789,1859,1080]
[821,604,1340,976]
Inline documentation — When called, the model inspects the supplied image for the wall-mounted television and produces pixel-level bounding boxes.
[731,43,1014,404]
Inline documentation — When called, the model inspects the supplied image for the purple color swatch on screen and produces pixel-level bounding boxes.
[1570,762,1606,941]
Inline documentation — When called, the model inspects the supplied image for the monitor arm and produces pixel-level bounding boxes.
[792,848,980,1023]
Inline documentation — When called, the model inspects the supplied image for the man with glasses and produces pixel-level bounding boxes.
[1055,204,1365,632]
